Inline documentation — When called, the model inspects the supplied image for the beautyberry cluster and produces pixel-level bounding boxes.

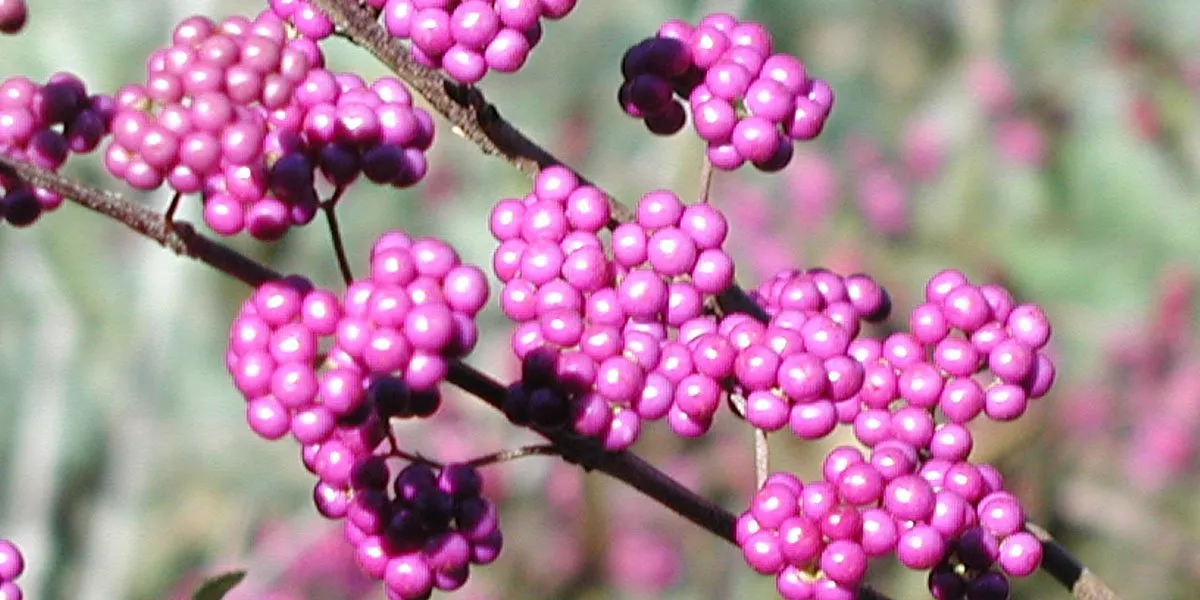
[735,268,1053,598]
[738,462,1041,599]
[490,166,737,447]
[106,12,321,195]
[106,11,434,239]
[732,269,891,438]
[226,230,495,596]
[274,0,577,84]
[384,0,577,83]
[339,460,504,599]
[0,73,112,226]
[227,230,488,443]
[228,273,354,442]
[0,0,25,34]
[619,13,834,171]
[0,539,23,600]
[333,231,489,395]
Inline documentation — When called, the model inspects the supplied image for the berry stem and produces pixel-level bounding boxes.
[392,446,437,466]
[464,443,562,468]
[164,191,182,224]
[726,391,770,489]
[383,425,405,460]
[698,157,715,203]
[753,426,769,490]
[321,191,354,285]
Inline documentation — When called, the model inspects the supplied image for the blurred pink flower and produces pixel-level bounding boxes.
[855,166,909,236]
[606,526,682,593]
[901,118,946,181]
[785,150,841,231]
[967,57,1016,116]
[995,117,1047,166]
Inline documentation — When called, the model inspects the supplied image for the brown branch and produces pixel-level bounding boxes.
[445,359,738,539]
[0,156,279,287]
[463,443,562,467]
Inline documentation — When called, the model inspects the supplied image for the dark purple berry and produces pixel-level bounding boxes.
[966,571,1011,600]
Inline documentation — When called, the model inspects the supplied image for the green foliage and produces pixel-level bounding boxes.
[190,571,246,600]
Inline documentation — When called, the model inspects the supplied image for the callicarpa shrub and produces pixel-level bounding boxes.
[0,1,1134,599]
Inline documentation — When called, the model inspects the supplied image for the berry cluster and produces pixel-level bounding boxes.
[0,0,25,34]
[618,13,834,172]
[337,460,504,599]
[274,0,578,84]
[738,462,1042,599]
[733,269,891,438]
[228,273,355,442]
[384,0,578,84]
[334,231,489,393]
[226,230,495,595]
[227,230,488,442]
[735,268,1054,598]
[106,11,434,239]
[0,539,23,599]
[0,73,112,226]
[490,166,739,447]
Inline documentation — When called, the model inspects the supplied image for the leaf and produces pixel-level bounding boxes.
[191,571,247,600]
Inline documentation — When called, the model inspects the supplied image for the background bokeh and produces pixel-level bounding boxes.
[2,0,1199,598]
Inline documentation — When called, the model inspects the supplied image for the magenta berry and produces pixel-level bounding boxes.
[0,0,27,34]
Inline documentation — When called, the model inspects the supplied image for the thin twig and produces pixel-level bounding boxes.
[464,443,562,468]
[698,157,715,203]
[753,428,769,490]
[164,190,182,223]
[728,392,769,490]
[0,156,278,287]
[321,190,354,285]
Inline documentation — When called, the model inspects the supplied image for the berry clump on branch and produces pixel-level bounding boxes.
[490,165,738,448]
[0,73,111,225]
[274,0,579,84]
[735,269,1054,598]
[618,13,835,172]
[103,11,435,240]
[226,229,495,594]
[227,229,488,442]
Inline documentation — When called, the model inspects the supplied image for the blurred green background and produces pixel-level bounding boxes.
[2,0,1199,598]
